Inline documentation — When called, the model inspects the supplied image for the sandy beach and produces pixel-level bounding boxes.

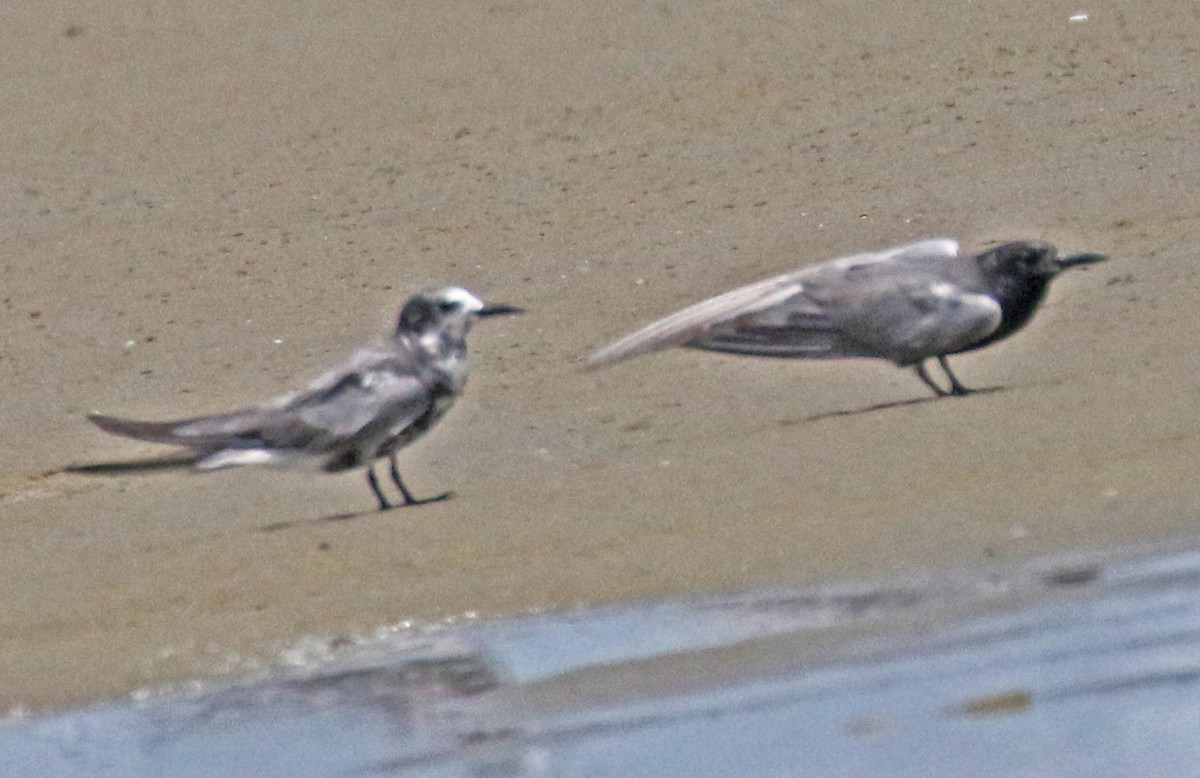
[2,0,1199,711]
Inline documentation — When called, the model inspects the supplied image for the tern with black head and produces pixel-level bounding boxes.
[71,287,523,511]
[587,238,1105,396]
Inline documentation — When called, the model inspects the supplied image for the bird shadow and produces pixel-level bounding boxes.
[256,491,454,533]
[257,511,370,533]
[61,461,384,533]
[796,385,1010,423]
[59,456,201,475]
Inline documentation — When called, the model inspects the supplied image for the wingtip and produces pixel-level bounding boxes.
[84,413,181,443]
[582,339,654,371]
[85,412,118,431]
[86,413,132,433]
[581,349,618,372]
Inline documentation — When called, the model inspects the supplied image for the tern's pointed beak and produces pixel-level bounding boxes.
[1056,252,1107,269]
[477,304,525,318]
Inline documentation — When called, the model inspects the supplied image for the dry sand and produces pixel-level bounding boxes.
[2,1,1199,711]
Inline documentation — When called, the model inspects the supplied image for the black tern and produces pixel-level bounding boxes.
[73,287,522,511]
[587,238,1106,396]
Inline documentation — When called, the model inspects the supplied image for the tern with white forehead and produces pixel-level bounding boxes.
[587,239,1105,397]
[71,287,523,511]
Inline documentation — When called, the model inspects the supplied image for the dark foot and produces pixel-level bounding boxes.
[937,356,972,396]
[396,490,454,508]
[913,362,951,397]
[381,454,453,509]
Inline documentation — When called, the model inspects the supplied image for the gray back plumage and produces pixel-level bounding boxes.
[587,239,1004,368]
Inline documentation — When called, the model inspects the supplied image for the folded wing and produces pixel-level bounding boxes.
[585,270,807,368]
[89,352,432,458]
[694,277,1002,365]
[585,239,963,368]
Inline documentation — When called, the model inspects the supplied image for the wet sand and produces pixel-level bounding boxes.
[2,1,1199,711]
[7,539,1200,776]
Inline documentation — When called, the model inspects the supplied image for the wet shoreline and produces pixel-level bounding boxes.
[7,535,1200,775]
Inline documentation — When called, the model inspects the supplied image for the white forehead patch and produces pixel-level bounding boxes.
[430,286,484,313]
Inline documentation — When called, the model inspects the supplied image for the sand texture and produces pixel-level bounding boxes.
[2,1,1198,710]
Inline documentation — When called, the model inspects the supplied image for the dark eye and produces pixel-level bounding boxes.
[437,300,458,313]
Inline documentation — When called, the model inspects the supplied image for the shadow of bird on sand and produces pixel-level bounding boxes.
[61,455,203,475]
[798,385,1009,423]
[254,493,452,534]
[60,457,452,531]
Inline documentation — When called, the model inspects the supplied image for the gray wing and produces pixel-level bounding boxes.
[272,359,433,451]
[89,346,433,455]
[585,238,962,368]
[585,270,807,368]
[695,273,1003,365]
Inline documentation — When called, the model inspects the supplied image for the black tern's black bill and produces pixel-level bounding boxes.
[1056,252,1108,269]
[477,304,525,317]
[587,238,1107,399]
[73,286,514,513]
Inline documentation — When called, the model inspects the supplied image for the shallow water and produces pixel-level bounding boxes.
[6,537,1200,776]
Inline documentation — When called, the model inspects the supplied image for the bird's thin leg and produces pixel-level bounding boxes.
[388,452,419,506]
[937,355,972,396]
[366,465,392,511]
[389,452,453,507]
[913,361,950,397]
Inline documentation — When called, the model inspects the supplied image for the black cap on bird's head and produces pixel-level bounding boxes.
[397,286,523,336]
[977,241,1107,280]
